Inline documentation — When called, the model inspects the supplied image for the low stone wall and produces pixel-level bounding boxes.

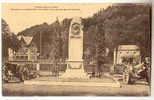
[38,63,111,76]
[84,64,111,73]
[39,64,67,71]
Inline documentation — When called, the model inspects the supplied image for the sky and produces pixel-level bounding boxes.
[2,3,111,34]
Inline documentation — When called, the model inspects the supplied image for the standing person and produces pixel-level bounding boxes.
[143,57,151,85]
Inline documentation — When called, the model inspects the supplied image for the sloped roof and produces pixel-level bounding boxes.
[23,36,33,45]
[118,45,140,50]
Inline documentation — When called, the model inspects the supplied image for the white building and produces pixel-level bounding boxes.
[113,45,141,65]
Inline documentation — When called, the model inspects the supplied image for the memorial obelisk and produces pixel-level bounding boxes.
[60,17,89,79]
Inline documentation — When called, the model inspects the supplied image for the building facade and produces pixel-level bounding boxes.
[113,45,141,65]
[8,36,39,62]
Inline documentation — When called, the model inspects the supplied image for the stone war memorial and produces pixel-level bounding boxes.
[24,17,120,87]
[60,17,89,79]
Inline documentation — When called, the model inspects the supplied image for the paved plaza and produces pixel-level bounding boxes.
[2,73,150,96]
[2,82,150,96]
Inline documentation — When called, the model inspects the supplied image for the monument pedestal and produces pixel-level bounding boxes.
[60,60,89,79]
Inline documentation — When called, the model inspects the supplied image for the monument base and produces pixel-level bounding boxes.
[60,68,89,79]
[24,75,120,87]
[60,60,89,79]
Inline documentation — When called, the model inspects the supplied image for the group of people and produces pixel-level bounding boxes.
[123,57,151,85]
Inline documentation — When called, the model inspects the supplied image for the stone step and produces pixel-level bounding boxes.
[24,77,121,87]
[24,80,120,87]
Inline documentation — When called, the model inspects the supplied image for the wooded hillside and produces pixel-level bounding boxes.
[3,3,150,62]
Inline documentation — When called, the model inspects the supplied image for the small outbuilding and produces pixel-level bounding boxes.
[113,45,141,65]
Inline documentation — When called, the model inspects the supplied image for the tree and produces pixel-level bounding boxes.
[2,19,21,61]
[52,18,64,76]
[95,23,106,77]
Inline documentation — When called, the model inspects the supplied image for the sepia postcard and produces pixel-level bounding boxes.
[1,3,151,96]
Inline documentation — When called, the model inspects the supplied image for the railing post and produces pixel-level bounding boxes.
[36,63,40,71]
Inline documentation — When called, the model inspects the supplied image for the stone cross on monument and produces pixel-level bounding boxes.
[60,17,89,79]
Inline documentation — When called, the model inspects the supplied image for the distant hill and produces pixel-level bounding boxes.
[83,3,151,60]
[18,23,49,36]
